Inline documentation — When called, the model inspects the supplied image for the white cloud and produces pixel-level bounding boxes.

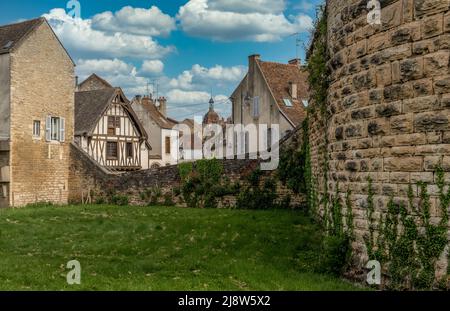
[178,0,313,42]
[170,64,246,90]
[166,90,229,119]
[77,58,135,77]
[92,6,176,37]
[141,60,164,74]
[208,0,285,14]
[43,8,173,59]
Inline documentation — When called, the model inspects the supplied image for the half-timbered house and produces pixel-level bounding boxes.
[75,81,150,171]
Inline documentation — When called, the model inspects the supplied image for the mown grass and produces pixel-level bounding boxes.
[0,205,364,290]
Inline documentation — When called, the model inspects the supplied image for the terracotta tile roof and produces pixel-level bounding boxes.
[0,18,44,54]
[258,61,308,127]
[132,97,178,130]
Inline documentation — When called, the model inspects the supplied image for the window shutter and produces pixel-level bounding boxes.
[253,97,259,118]
[45,116,52,141]
[59,117,65,142]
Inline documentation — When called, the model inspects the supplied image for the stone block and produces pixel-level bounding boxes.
[390,21,421,45]
[423,51,450,76]
[414,111,449,131]
[403,95,439,113]
[414,0,449,18]
[399,57,424,81]
[411,78,434,97]
[375,101,402,117]
[391,114,413,134]
[368,119,389,136]
[421,14,444,38]
[433,75,450,94]
[384,157,423,171]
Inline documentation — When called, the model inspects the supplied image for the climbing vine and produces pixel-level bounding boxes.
[364,167,450,289]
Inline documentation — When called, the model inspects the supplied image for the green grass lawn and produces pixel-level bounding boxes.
[0,205,364,290]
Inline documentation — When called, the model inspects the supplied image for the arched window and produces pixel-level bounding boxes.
[151,163,160,169]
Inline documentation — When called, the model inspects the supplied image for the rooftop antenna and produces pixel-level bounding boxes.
[153,79,159,100]
[289,32,304,62]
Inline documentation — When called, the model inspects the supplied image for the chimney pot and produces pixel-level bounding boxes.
[288,58,301,67]
[289,82,298,100]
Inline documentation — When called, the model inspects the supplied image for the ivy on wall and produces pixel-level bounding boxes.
[364,167,450,289]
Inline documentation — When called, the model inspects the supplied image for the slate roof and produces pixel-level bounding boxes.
[78,73,113,91]
[258,61,308,126]
[0,17,75,65]
[75,88,149,144]
[0,18,43,54]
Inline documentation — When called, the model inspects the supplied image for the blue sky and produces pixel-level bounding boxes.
[0,0,322,120]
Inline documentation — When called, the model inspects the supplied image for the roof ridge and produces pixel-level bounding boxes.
[258,60,297,66]
[0,17,43,29]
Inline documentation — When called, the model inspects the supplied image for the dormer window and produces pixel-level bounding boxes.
[283,99,293,107]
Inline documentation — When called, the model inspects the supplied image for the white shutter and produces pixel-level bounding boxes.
[59,117,65,142]
[45,116,52,141]
[253,97,259,118]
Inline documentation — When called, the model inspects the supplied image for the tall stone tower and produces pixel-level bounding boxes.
[310,0,450,279]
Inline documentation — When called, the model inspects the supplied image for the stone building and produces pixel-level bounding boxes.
[308,0,450,277]
[0,17,75,207]
[74,75,151,171]
[231,54,308,155]
[132,95,180,167]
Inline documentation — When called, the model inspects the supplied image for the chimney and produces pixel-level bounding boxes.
[75,76,79,91]
[141,95,153,105]
[248,54,260,66]
[248,54,260,99]
[135,95,142,103]
[158,96,167,116]
[288,58,301,67]
[289,82,298,100]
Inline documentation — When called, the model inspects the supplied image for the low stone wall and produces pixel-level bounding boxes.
[0,140,10,208]
[69,143,305,208]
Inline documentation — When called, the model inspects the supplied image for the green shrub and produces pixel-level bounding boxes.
[110,195,129,206]
[163,193,175,206]
[319,235,351,276]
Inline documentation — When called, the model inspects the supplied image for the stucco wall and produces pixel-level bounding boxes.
[9,21,75,206]
[231,56,287,150]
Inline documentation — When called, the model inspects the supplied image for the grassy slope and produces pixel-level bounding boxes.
[0,205,363,290]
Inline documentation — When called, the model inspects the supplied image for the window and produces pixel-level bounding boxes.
[1,185,7,198]
[33,120,41,138]
[302,99,309,107]
[126,142,133,158]
[165,136,171,154]
[108,116,120,135]
[283,99,293,107]
[245,132,249,154]
[267,128,272,151]
[106,142,118,159]
[46,116,65,142]
[252,96,260,118]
